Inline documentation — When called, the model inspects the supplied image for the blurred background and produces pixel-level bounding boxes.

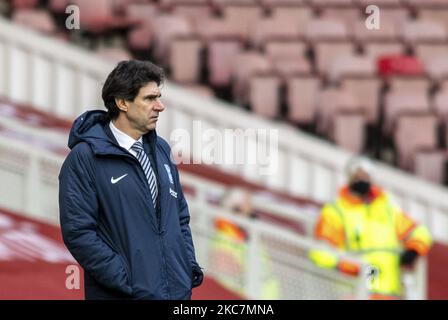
[0,0,448,299]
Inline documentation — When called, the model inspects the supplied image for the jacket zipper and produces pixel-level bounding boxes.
[104,145,170,296]
[121,150,171,296]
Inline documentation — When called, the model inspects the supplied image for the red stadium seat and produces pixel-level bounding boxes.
[49,0,69,14]
[394,114,438,169]
[249,73,282,119]
[384,91,431,134]
[222,4,263,42]
[401,20,447,44]
[308,0,354,7]
[331,113,366,154]
[196,18,242,43]
[415,44,448,69]
[12,9,57,35]
[388,76,431,94]
[95,46,133,63]
[320,7,362,28]
[249,18,303,48]
[169,36,203,83]
[433,89,448,122]
[270,5,312,31]
[207,38,243,87]
[127,24,154,52]
[356,0,401,5]
[126,3,158,22]
[182,84,215,99]
[316,88,361,135]
[377,55,425,77]
[272,57,312,80]
[341,76,382,124]
[11,0,38,10]
[328,53,376,83]
[150,14,195,65]
[70,0,138,35]
[419,8,448,36]
[212,0,258,9]
[313,41,355,74]
[305,18,349,42]
[125,3,158,52]
[414,150,446,184]
[352,19,398,43]
[373,5,410,27]
[264,41,307,61]
[286,76,320,125]
[404,0,448,8]
[363,43,405,61]
[261,0,307,10]
[161,0,209,7]
[264,40,310,79]
[425,56,448,81]
[388,76,430,93]
[232,51,272,106]
[172,4,214,29]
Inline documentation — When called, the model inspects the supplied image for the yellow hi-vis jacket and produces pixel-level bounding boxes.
[309,185,432,298]
[208,218,280,299]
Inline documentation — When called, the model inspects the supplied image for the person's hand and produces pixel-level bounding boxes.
[192,265,204,288]
[400,249,418,267]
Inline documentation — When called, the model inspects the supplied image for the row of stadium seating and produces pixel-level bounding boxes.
[3,0,448,186]
[1,94,448,299]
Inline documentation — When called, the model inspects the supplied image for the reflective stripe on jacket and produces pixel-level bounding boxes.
[311,185,432,297]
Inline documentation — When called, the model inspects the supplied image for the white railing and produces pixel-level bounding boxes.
[0,17,109,117]
[0,16,446,246]
[191,205,370,300]
[0,134,426,299]
[0,133,372,299]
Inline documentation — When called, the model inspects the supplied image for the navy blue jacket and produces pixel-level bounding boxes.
[59,110,201,300]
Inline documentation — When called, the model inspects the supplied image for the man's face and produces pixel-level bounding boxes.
[125,81,165,134]
[349,168,371,185]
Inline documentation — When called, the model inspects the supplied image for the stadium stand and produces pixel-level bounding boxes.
[4,0,444,183]
[1,94,447,299]
[4,1,448,184]
[1,0,448,299]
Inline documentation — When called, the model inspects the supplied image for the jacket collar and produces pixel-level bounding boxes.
[99,122,158,157]
[109,121,143,153]
[68,110,158,158]
[339,185,384,205]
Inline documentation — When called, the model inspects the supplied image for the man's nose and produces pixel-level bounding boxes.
[155,99,165,111]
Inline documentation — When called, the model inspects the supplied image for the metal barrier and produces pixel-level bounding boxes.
[188,201,369,300]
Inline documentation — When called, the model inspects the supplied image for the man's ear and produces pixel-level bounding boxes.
[115,98,129,112]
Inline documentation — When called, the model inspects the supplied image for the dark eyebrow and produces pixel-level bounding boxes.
[143,93,162,99]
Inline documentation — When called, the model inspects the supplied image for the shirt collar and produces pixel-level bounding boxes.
[109,121,142,151]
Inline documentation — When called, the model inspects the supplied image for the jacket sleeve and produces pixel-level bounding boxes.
[59,145,133,296]
[314,204,346,249]
[309,205,360,276]
[391,201,433,256]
